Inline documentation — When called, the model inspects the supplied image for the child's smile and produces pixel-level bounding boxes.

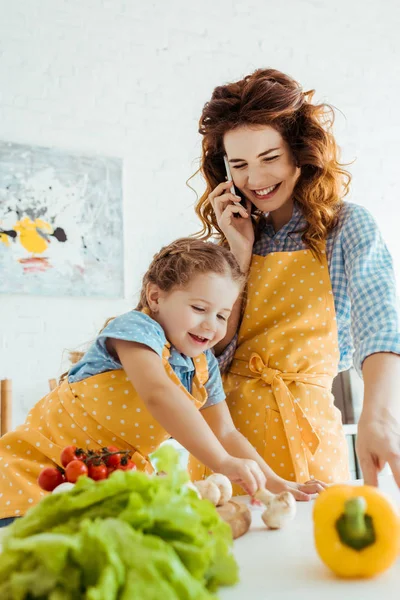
[149,272,241,358]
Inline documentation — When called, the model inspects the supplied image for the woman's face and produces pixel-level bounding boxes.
[223,125,301,217]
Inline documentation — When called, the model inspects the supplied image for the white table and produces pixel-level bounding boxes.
[1,477,399,598]
[221,475,400,600]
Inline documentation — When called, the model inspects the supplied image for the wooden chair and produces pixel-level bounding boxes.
[48,378,57,391]
[0,378,58,437]
[0,379,12,436]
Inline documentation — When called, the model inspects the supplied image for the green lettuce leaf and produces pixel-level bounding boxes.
[0,446,239,599]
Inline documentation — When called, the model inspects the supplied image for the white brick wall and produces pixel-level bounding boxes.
[1,0,400,425]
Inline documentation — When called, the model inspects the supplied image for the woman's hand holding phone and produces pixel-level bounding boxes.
[223,156,246,215]
[208,178,254,273]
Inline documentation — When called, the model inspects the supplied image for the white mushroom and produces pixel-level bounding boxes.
[206,474,233,506]
[194,480,221,506]
[52,482,75,494]
[255,489,296,529]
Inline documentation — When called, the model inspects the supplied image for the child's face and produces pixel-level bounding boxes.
[148,272,240,357]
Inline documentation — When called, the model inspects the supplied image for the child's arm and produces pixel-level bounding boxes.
[201,401,325,500]
[111,339,265,494]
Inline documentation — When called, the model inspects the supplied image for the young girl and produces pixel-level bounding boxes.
[0,237,323,526]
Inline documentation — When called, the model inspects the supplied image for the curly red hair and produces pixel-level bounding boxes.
[193,68,351,257]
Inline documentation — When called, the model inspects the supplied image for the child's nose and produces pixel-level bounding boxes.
[202,316,216,332]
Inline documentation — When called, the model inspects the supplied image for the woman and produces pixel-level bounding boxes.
[190,68,400,488]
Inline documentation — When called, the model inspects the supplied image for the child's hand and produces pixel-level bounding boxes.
[264,476,327,501]
[218,457,266,496]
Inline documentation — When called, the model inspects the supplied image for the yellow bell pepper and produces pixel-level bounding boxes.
[313,484,400,578]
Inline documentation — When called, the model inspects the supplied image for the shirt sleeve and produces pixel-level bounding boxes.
[342,205,400,376]
[201,350,226,410]
[216,334,238,374]
[98,311,167,358]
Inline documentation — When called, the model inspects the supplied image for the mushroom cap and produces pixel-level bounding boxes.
[194,479,221,506]
[206,474,233,506]
[52,482,75,494]
[275,491,296,514]
[261,491,297,529]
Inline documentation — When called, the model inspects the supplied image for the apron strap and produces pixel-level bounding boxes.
[192,353,209,387]
[161,344,209,407]
[144,308,209,388]
[162,343,172,361]
[162,343,209,387]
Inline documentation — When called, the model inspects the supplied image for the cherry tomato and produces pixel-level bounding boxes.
[88,463,108,481]
[118,460,136,471]
[65,459,88,483]
[105,446,121,469]
[60,445,80,467]
[38,468,65,492]
[107,466,116,477]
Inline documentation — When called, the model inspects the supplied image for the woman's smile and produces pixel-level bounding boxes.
[251,182,282,200]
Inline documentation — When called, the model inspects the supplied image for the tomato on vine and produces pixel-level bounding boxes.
[60,445,86,467]
[38,467,65,492]
[88,463,108,481]
[119,459,136,471]
[38,444,135,492]
[104,446,121,468]
[65,459,89,483]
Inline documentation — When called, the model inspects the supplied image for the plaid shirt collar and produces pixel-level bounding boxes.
[262,202,305,248]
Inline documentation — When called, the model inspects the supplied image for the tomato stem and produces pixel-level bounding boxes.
[84,449,131,465]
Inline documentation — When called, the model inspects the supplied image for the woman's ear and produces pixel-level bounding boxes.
[146,282,162,313]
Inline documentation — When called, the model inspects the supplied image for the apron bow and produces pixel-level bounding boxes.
[249,353,280,384]
[231,353,323,481]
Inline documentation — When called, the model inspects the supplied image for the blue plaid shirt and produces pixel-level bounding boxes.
[218,202,400,377]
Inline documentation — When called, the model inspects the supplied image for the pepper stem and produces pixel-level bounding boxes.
[344,497,368,538]
[336,496,376,551]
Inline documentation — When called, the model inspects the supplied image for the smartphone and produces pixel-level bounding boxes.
[223,156,246,216]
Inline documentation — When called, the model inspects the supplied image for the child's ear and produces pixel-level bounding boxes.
[146,282,162,312]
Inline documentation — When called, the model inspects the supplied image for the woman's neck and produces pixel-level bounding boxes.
[267,199,294,232]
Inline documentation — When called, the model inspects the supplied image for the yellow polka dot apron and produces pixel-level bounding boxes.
[0,345,208,519]
[189,249,349,489]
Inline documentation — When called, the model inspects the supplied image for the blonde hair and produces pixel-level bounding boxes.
[136,237,245,309]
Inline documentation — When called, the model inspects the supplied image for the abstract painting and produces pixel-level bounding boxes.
[0,140,123,297]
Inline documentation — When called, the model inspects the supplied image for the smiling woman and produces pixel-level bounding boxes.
[191,68,400,490]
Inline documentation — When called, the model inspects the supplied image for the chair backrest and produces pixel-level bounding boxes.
[0,379,12,436]
[0,378,58,436]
